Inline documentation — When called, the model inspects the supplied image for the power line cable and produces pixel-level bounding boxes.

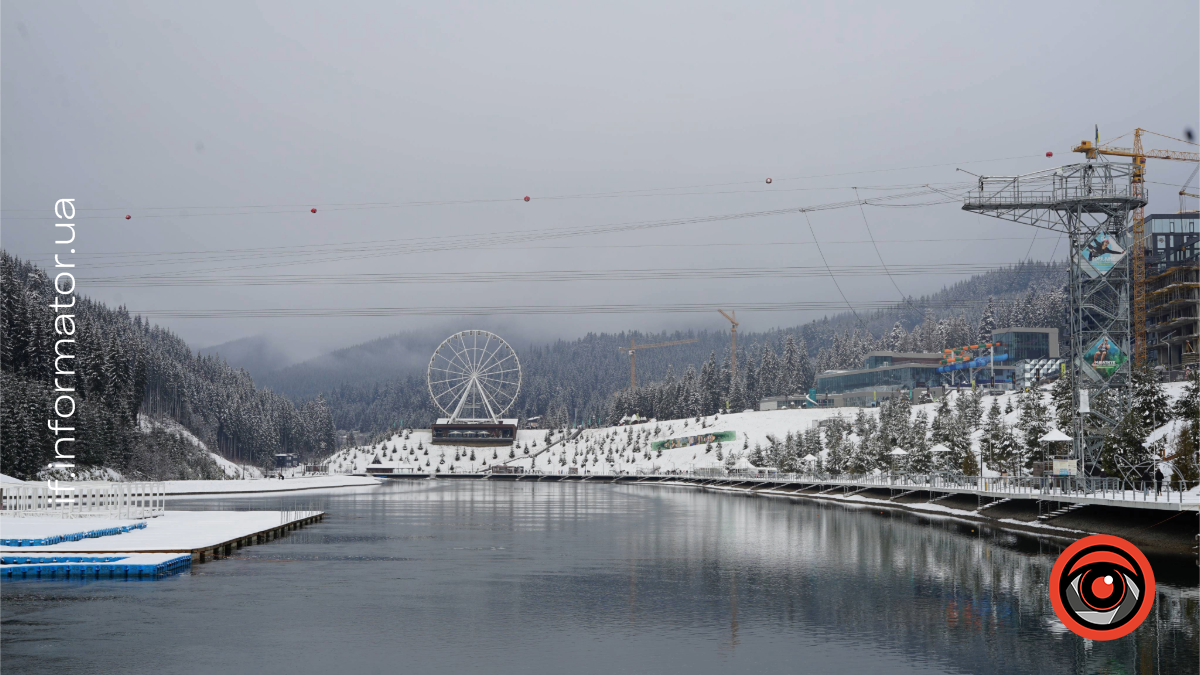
[801,210,871,334]
[0,155,1033,216]
[127,298,1016,320]
[854,186,910,305]
[79,262,1017,287]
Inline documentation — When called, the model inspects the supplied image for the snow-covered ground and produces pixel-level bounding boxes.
[328,382,1190,477]
[0,510,321,553]
[164,475,381,495]
[329,397,957,475]
[0,517,144,541]
[139,415,264,479]
[205,453,265,480]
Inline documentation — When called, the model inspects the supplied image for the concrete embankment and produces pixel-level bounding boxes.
[652,480,1200,558]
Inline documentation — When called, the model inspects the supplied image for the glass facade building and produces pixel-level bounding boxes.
[815,364,942,396]
[991,328,1057,362]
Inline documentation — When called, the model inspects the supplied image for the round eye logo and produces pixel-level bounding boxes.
[1049,534,1155,640]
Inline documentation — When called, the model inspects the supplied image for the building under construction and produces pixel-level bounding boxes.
[1145,211,1199,373]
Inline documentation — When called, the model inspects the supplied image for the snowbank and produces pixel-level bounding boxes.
[164,475,381,495]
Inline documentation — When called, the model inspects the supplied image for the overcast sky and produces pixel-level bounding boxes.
[3,1,1197,361]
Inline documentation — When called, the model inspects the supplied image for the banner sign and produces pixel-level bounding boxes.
[1082,334,1127,381]
[1052,459,1079,476]
[1077,233,1126,278]
[652,430,736,451]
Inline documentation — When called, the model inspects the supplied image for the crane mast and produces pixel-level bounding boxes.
[1073,128,1200,366]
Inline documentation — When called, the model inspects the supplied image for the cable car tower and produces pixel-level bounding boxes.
[963,161,1145,474]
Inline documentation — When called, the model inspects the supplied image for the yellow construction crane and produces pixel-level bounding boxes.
[1073,128,1200,366]
[717,309,739,381]
[1180,166,1199,212]
[619,337,699,389]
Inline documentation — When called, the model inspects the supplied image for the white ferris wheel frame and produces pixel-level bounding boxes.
[426,330,522,422]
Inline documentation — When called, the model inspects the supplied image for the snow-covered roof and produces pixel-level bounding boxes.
[434,418,519,425]
[1039,429,1072,442]
[0,473,25,484]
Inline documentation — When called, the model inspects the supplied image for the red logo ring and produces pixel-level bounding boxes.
[1049,534,1155,641]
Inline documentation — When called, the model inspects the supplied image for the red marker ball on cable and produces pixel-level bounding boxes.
[1046,151,1053,157]
[765,178,772,184]
[125,215,131,220]
[311,208,317,213]
[523,196,530,202]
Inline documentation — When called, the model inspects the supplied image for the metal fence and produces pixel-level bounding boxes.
[1,482,165,519]
[644,471,1197,506]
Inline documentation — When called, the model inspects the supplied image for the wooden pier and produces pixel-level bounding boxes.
[191,512,324,563]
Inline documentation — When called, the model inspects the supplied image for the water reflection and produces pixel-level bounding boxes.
[1,481,1195,675]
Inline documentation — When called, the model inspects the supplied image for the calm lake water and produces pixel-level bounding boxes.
[2,481,1197,674]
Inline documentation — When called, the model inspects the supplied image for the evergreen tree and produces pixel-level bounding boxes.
[755,344,776,398]
[781,335,802,394]
[976,297,997,343]
[1174,368,1200,440]
[1016,389,1050,467]
[1130,365,1171,431]
[886,321,907,351]
[980,399,1004,472]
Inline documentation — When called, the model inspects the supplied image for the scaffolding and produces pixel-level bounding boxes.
[963,162,1145,473]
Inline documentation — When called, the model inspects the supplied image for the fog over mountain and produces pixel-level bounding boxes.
[3,2,1195,356]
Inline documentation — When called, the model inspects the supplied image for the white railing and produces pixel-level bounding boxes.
[1,482,165,519]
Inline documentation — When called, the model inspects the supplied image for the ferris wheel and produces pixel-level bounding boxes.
[427,330,522,422]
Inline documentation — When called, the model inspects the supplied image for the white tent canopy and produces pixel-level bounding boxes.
[889,448,909,456]
[1040,429,1073,442]
[801,454,817,462]
[929,444,952,453]
[733,457,758,470]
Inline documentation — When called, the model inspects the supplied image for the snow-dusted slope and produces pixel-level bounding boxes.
[137,415,263,479]
[328,381,1190,476]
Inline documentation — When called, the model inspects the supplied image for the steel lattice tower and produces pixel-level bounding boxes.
[963,162,1145,473]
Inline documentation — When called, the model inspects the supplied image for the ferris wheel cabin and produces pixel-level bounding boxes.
[431,418,519,446]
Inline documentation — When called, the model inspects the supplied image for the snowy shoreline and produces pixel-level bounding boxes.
[163,475,382,497]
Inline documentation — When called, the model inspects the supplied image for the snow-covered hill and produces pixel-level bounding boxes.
[328,382,1191,477]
